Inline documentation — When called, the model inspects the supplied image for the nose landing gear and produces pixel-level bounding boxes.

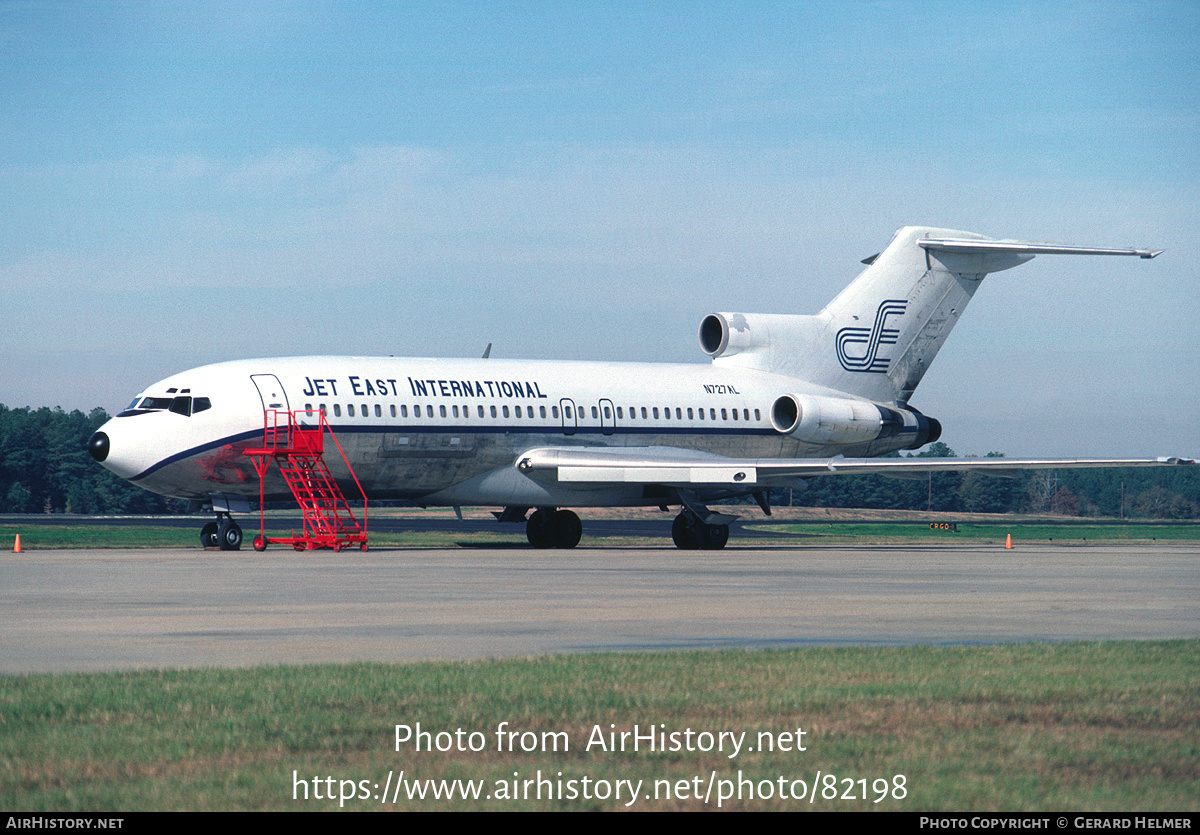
[201,514,243,550]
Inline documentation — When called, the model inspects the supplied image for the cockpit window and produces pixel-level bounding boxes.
[117,394,212,417]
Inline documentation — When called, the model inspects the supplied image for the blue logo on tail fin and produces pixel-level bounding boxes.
[836,300,907,372]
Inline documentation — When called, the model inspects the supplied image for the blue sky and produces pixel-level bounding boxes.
[2,0,1197,457]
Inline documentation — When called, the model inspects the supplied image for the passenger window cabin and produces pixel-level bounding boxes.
[300,396,759,429]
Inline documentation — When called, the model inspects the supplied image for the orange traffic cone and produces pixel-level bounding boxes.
[1004,534,1013,550]
[13,534,21,553]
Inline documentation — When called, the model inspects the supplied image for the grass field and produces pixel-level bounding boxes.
[2,641,1197,812]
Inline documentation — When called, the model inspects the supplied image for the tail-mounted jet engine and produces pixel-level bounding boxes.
[699,310,941,450]
[769,393,941,450]
[699,311,806,360]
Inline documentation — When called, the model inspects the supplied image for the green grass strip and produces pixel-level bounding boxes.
[3,641,1197,811]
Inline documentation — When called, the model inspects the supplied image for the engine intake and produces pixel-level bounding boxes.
[699,313,766,358]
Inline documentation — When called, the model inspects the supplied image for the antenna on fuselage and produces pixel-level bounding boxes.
[482,342,492,359]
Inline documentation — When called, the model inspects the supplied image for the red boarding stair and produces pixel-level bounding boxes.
[244,409,369,552]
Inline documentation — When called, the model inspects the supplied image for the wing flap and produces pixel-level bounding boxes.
[557,465,756,485]
[517,447,756,486]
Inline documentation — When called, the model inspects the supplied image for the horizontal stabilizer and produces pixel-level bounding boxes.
[919,238,1162,259]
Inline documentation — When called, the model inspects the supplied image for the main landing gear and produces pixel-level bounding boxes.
[201,514,243,551]
[671,509,729,550]
[510,502,732,550]
[526,508,583,549]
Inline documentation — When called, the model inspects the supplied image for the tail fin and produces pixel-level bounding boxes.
[704,226,1159,405]
[817,226,1001,404]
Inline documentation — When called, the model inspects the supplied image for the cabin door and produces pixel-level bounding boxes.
[598,398,615,436]
[559,398,578,436]
[250,374,291,415]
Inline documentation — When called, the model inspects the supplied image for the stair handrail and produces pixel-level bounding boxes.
[260,408,291,451]
[303,408,368,540]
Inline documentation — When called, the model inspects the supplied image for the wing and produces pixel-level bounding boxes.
[516,446,1193,488]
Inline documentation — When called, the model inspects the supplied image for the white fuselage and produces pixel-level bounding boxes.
[94,354,923,508]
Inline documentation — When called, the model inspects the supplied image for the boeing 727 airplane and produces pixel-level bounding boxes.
[87,226,1189,550]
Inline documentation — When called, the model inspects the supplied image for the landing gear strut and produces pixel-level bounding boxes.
[201,513,242,551]
[526,507,582,549]
[672,510,729,550]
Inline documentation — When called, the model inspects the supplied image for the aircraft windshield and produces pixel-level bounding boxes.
[117,395,212,417]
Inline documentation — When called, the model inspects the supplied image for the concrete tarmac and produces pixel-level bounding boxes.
[3,542,1198,673]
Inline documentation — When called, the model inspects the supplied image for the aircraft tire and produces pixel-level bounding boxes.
[672,513,701,550]
[201,522,219,549]
[548,509,582,549]
[526,508,554,548]
[699,523,729,550]
[218,519,242,551]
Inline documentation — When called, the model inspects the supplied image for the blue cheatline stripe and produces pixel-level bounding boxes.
[130,429,263,481]
[130,422,782,481]
[324,423,781,436]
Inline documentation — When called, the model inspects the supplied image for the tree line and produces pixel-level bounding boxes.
[0,405,185,514]
[0,405,1196,518]
[771,442,1199,519]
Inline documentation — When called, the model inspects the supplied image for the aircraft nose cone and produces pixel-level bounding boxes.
[88,431,110,462]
